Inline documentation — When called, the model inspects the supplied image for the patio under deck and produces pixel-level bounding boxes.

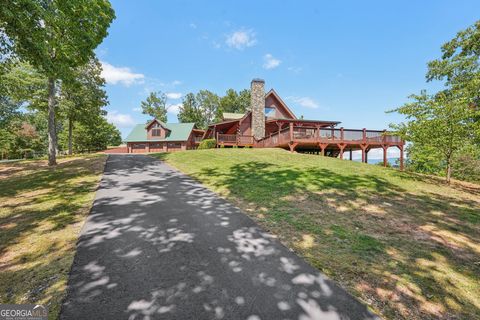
[217,123,405,170]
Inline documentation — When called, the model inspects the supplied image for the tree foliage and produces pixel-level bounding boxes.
[58,57,108,154]
[390,91,474,182]
[390,20,480,183]
[218,89,250,116]
[177,93,205,128]
[0,57,117,159]
[140,91,168,123]
[0,0,115,165]
[59,115,121,153]
[177,89,250,129]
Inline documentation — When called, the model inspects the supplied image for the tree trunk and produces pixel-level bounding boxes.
[47,77,57,166]
[446,160,452,184]
[68,118,73,155]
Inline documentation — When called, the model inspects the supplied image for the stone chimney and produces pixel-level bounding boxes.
[250,78,265,140]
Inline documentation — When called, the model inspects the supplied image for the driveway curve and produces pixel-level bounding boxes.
[60,154,378,320]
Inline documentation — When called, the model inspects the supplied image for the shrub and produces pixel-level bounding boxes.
[198,139,216,149]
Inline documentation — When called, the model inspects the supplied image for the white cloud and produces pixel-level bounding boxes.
[189,22,197,29]
[132,107,142,112]
[171,80,182,86]
[226,29,257,49]
[166,92,182,99]
[167,103,182,115]
[101,61,144,86]
[263,53,281,70]
[288,66,302,73]
[106,111,136,127]
[287,96,320,109]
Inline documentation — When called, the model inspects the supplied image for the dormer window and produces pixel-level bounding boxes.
[152,128,161,137]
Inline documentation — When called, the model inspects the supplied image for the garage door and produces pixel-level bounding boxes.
[132,143,146,153]
[149,143,163,152]
[167,142,182,152]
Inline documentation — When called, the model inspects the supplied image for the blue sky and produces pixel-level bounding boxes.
[98,0,479,158]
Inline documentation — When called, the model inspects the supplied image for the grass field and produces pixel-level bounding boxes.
[155,148,480,320]
[0,155,106,319]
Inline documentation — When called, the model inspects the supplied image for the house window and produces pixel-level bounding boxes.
[152,128,161,137]
[265,105,276,117]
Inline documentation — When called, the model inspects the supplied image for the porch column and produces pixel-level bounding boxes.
[383,145,388,167]
[146,142,150,153]
[399,145,404,171]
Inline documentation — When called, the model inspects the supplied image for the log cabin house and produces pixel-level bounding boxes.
[124,120,204,153]
[203,79,405,169]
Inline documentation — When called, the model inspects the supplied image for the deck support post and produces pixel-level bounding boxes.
[349,149,353,161]
[360,144,367,163]
[289,142,298,153]
[398,145,404,171]
[382,145,388,167]
[318,143,328,156]
[337,143,346,160]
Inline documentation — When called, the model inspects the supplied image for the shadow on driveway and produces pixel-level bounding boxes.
[60,154,378,320]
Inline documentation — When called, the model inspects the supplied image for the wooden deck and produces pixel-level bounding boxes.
[216,133,255,147]
[217,124,405,169]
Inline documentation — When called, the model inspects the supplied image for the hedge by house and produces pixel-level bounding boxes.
[198,139,216,149]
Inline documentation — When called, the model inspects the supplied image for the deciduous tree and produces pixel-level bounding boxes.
[177,93,205,128]
[140,91,168,122]
[59,57,108,154]
[0,0,115,165]
[390,91,473,183]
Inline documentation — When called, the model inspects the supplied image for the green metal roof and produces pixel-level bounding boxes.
[124,122,195,142]
[222,112,245,120]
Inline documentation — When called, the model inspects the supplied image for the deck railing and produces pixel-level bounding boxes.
[222,127,403,147]
[217,134,254,145]
[237,135,254,145]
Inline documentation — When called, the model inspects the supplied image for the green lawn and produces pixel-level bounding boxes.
[155,148,480,320]
[0,155,106,319]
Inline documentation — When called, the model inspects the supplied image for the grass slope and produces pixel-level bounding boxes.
[156,148,480,320]
[0,155,106,319]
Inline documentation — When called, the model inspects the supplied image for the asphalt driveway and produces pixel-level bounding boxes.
[60,154,378,320]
